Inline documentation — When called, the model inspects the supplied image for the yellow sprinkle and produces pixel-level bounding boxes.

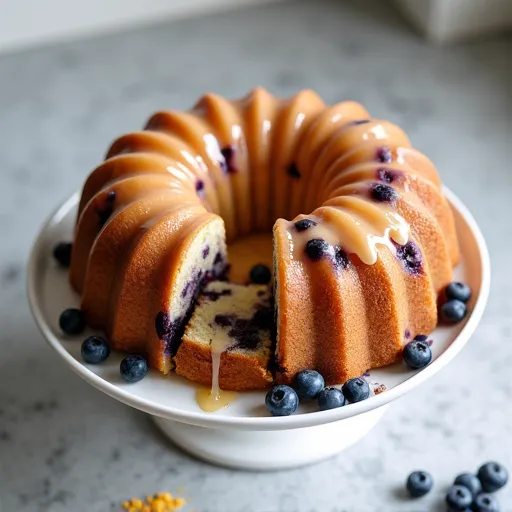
[121,491,186,512]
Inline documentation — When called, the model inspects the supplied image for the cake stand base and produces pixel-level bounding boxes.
[152,404,388,470]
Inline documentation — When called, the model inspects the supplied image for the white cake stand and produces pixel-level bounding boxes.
[27,188,490,470]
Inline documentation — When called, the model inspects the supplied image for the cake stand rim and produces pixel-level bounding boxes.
[27,187,490,431]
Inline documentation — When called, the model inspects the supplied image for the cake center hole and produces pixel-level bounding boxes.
[226,232,273,284]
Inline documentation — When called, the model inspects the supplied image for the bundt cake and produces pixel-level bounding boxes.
[69,87,459,391]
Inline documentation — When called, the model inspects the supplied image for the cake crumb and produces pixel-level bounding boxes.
[373,383,387,395]
[121,492,186,511]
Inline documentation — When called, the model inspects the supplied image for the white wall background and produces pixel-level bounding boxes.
[1,0,511,52]
[395,0,512,42]
[0,0,282,53]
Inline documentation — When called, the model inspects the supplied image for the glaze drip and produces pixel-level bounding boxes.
[288,193,409,266]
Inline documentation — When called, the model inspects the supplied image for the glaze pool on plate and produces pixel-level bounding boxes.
[27,187,489,432]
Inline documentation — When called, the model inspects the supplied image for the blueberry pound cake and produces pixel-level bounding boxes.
[175,282,274,390]
[69,88,459,390]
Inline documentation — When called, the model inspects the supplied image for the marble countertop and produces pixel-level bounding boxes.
[1,0,511,510]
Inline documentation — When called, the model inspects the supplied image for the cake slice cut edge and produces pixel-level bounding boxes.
[175,281,274,391]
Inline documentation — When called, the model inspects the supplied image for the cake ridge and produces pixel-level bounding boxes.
[70,88,460,390]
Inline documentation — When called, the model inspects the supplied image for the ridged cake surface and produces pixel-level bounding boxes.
[70,88,459,388]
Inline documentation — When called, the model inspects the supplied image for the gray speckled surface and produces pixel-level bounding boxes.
[0,0,511,510]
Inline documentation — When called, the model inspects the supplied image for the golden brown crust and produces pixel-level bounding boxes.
[146,214,225,374]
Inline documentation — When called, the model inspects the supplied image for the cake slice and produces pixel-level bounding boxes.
[175,282,274,390]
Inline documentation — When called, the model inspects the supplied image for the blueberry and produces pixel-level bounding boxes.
[377,167,402,183]
[396,241,423,275]
[249,264,271,284]
[294,370,325,399]
[265,385,299,416]
[220,146,236,174]
[454,473,482,498]
[342,377,370,403]
[472,493,499,512]
[287,163,301,179]
[81,336,110,364]
[406,470,433,498]
[376,146,393,164]
[478,462,508,493]
[414,334,429,342]
[403,340,432,369]
[317,387,345,411]
[214,314,234,327]
[370,183,398,203]
[305,238,332,261]
[446,282,472,303]
[53,242,72,267]
[96,190,116,226]
[446,485,473,511]
[59,308,86,335]
[440,300,468,323]
[120,355,149,383]
[294,219,317,232]
[334,246,350,270]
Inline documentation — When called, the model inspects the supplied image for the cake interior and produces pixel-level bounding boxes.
[182,281,273,363]
[155,220,228,373]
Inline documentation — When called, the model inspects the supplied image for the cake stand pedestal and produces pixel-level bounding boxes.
[152,405,388,470]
